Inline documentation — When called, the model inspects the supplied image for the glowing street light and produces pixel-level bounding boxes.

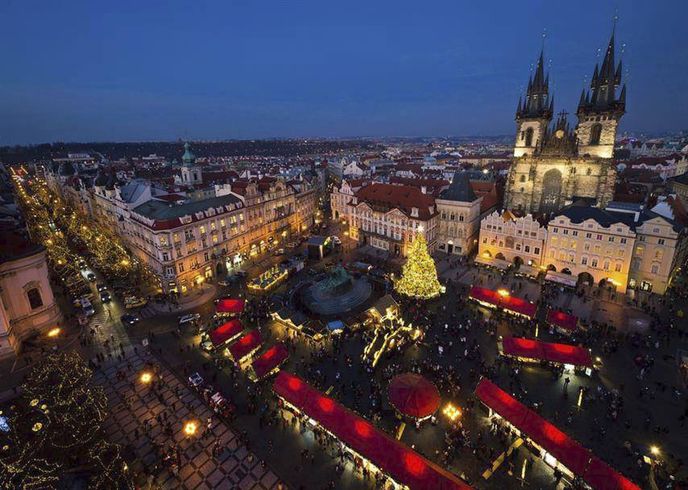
[139,372,153,384]
[650,445,660,457]
[497,288,510,297]
[47,327,61,338]
[442,403,462,422]
[183,421,198,436]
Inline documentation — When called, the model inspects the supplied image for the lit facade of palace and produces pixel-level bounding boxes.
[128,177,317,294]
[343,183,438,257]
[478,203,687,295]
[478,211,547,267]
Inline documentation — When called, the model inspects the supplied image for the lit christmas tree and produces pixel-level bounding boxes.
[394,232,442,299]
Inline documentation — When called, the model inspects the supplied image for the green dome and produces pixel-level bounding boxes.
[182,142,196,165]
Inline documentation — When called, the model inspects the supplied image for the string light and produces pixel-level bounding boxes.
[394,233,442,299]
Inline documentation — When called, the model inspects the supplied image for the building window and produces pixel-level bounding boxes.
[620,238,626,244]
[533,247,539,255]
[27,288,43,310]
[590,123,602,145]
[651,264,659,274]
[162,252,169,261]
[581,256,588,265]
[658,238,665,245]
[615,263,622,272]
[591,258,598,268]
[524,127,534,147]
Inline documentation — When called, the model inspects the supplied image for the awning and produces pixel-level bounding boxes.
[216,298,245,314]
[545,271,578,288]
[228,329,263,361]
[326,320,345,332]
[274,372,471,490]
[515,264,541,278]
[501,337,592,367]
[251,343,289,379]
[546,309,578,332]
[468,286,536,319]
[474,255,511,270]
[388,373,441,419]
[475,379,639,490]
[209,319,243,347]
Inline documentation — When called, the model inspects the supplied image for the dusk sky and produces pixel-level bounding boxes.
[2,0,686,144]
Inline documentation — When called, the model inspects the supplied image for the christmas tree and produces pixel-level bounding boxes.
[394,233,442,299]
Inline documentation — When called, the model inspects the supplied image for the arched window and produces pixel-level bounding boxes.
[524,127,534,147]
[589,123,602,145]
[27,288,43,310]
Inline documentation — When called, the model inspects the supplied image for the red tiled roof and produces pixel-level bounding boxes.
[274,372,471,490]
[475,380,639,490]
[354,183,437,220]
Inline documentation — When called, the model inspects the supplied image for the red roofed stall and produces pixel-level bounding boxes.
[500,337,593,369]
[547,309,578,333]
[209,319,244,348]
[228,329,262,363]
[274,371,471,490]
[216,298,245,315]
[250,343,289,381]
[468,286,536,319]
[475,379,639,490]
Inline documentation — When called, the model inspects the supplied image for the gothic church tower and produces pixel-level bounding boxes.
[513,51,553,157]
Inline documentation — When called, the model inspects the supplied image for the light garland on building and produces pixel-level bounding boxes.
[394,233,442,299]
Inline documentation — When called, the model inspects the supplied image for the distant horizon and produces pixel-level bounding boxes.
[1,129,683,149]
[2,0,687,145]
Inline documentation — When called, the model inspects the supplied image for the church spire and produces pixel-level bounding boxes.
[578,29,625,116]
[516,48,553,121]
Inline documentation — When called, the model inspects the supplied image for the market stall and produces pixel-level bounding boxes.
[475,379,639,490]
[468,286,537,319]
[499,337,593,373]
[227,329,263,363]
[215,298,245,316]
[249,343,289,381]
[273,371,471,490]
[248,265,289,293]
[203,319,244,351]
[388,373,441,421]
[546,309,579,334]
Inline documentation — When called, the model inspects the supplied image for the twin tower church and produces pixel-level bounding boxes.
[504,30,626,214]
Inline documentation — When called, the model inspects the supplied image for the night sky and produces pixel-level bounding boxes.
[2,0,686,144]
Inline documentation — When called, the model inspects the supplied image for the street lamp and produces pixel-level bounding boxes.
[139,372,153,384]
[650,445,660,457]
[183,421,198,437]
[47,327,61,338]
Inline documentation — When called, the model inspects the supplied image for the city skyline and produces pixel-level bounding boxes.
[2,0,687,145]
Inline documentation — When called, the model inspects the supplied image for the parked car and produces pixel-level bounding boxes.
[124,295,147,309]
[86,272,97,282]
[96,283,108,292]
[217,279,231,287]
[121,314,140,326]
[80,298,95,316]
[100,291,111,303]
[178,313,201,327]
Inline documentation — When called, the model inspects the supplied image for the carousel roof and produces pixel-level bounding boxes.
[388,373,441,419]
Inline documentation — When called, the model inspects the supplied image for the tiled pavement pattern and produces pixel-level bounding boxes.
[94,349,284,489]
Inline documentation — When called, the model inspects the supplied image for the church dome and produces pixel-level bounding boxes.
[182,142,196,165]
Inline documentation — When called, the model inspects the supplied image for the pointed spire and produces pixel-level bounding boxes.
[615,60,622,85]
[591,64,599,86]
[549,96,554,114]
[619,84,626,105]
[517,96,523,114]
[578,89,586,108]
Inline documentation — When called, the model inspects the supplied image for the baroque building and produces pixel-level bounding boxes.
[505,32,626,215]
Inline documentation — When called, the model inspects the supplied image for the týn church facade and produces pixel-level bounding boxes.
[504,31,626,215]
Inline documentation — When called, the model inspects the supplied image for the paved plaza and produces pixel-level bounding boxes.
[94,349,284,490]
